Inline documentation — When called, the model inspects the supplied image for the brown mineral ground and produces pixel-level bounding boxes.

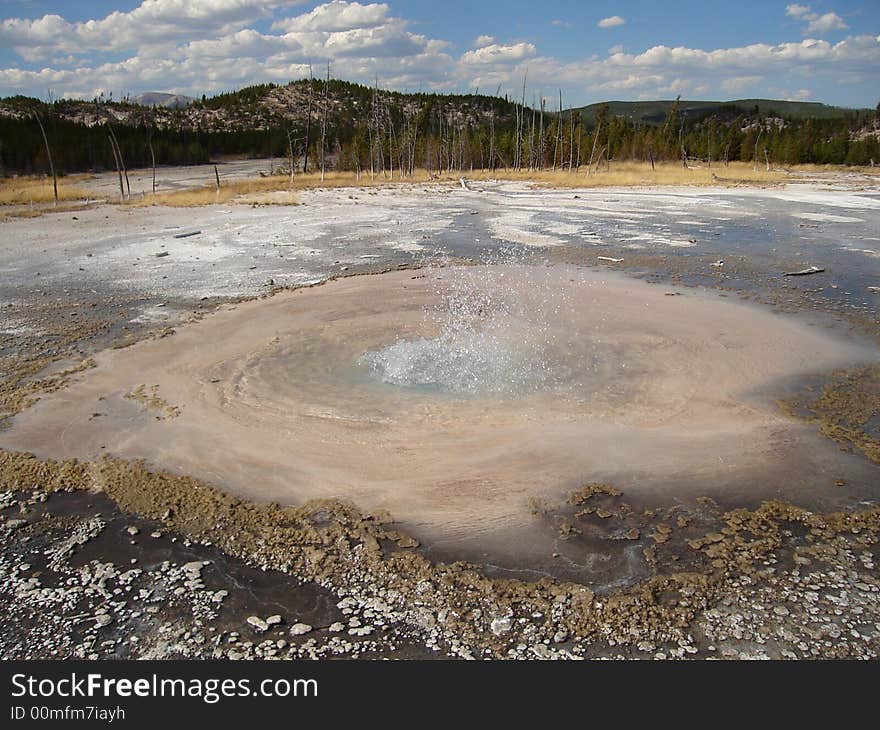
[1,265,877,559]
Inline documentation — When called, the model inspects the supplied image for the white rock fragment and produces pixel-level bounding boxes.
[490,616,512,636]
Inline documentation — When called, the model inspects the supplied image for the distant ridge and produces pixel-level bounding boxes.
[130,92,195,109]
[574,98,867,124]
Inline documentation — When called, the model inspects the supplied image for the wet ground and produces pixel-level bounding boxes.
[1,168,879,659]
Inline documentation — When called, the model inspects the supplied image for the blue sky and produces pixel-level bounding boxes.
[1,1,877,107]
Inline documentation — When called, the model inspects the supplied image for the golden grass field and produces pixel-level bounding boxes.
[2,163,877,215]
[0,175,91,206]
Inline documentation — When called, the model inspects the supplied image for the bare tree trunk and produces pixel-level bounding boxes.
[708,123,712,169]
[753,129,763,173]
[528,103,536,170]
[489,112,495,171]
[320,63,330,182]
[33,112,57,206]
[568,110,574,171]
[553,90,562,170]
[106,123,130,198]
[303,65,313,174]
[287,129,296,187]
[106,129,125,201]
[214,165,220,192]
[587,119,602,176]
[538,97,545,170]
[679,120,688,168]
[764,147,771,172]
[146,124,157,194]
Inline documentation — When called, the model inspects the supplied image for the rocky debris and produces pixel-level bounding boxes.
[246,616,269,632]
[490,616,512,636]
[1,448,878,661]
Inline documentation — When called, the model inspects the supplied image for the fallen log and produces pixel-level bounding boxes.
[784,266,825,277]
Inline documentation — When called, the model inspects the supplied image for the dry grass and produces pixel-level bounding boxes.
[128,163,791,209]
[466,161,789,188]
[131,170,434,207]
[0,175,92,205]
[0,202,96,222]
[111,161,879,209]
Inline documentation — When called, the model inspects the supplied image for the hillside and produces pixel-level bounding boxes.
[1,80,877,175]
[0,79,517,134]
[574,98,869,125]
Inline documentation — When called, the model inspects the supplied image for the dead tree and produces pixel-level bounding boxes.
[32,111,58,206]
[679,120,688,169]
[707,120,713,169]
[106,122,130,199]
[303,65,313,174]
[105,126,125,201]
[587,117,602,176]
[146,125,157,193]
[320,62,330,181]
[538,97,545,170]
[552,90,562,170]
[753,129,764,173]
[488,111,495,171]
[287,129,297,186]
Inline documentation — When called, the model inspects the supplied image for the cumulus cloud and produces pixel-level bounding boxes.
[0,0,308,59]
[271,0,388,32]
[785,4,848,35]
[0,1,876,105]
[460,42,537,66]
[597,16,625,29]
[786,4,812,18]
[806,13,848,33]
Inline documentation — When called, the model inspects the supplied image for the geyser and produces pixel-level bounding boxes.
[359,265,573,396]
[2,265,876,550]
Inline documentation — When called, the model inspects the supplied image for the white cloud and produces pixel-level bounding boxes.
[785,4,848,35]
[786,4,812,18]
[806,12,848,33]
[598,16,625,29]
[0,1,876,106]
[271,1,388,32]
[0,1,308,59]
[460,42,536,66]
[551,19,571,28]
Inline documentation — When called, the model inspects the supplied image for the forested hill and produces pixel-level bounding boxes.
[574,98,868,124]
[1,78,878,175]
